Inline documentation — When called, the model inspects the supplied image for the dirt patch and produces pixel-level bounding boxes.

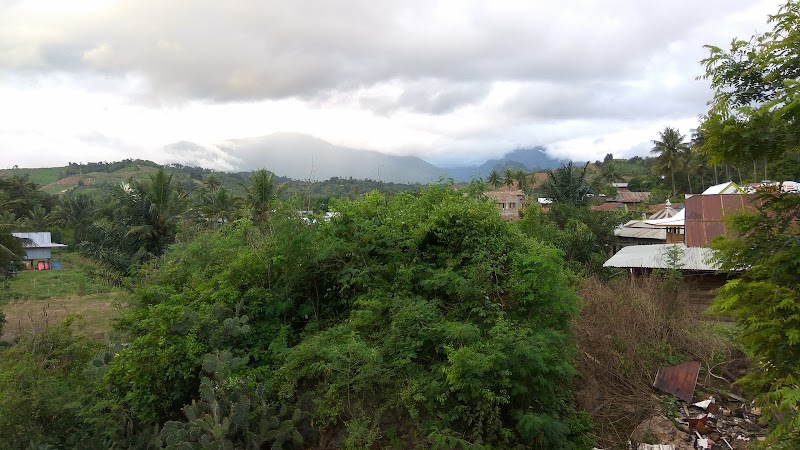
[1,294,124,341]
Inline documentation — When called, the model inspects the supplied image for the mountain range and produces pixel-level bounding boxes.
[172,133,566,183]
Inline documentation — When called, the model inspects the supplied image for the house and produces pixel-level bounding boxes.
[603,243,730,318]
[613,201,682,251]
[701,181,743,195]
[11,232,67,269]
[612,191,651,205]
[592,191,650,212]
[484,190,527,219]
[683,194,761,247]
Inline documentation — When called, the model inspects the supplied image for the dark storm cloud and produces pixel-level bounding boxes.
[1,0,756,117]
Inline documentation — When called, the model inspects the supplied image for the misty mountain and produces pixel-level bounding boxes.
[163,133,566,183]
[216,133,446,184]
[441,147,566,182]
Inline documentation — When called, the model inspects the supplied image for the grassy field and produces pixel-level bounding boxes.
[0,166,67,186]
[1,253,127,341]
[40,166,159,194]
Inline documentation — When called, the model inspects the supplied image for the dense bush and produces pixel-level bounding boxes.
[97,185,589,449]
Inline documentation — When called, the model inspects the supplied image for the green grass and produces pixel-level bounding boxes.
[0,166,67,186]
[1,253,117,304]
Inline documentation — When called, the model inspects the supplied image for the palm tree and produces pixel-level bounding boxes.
[515,169,530,192]
[651,127,689,196]
[600,162,623,183]
[107,169,188,259]
[0,194,25,277]
[246,169,283,222]
[202,187,239,225]
[49,193,97,243]
[203,174,221,193]
[23,205,49,230]
[541,162,591,204]
[503,168,515,191]
[487,170,502,190]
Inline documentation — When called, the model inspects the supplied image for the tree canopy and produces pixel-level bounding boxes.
[701,1,800,446]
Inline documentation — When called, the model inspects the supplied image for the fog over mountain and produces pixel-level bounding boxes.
[162,132,565,183]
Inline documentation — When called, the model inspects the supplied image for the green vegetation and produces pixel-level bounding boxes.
[0,254,114,303]
[700,1,800,446]
[2,4,800,446]
[0,183,595,449]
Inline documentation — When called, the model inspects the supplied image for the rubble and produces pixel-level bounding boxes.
[626,363,769,450]
[653,361,701,402]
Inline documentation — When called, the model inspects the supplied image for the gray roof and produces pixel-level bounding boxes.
[603,244,720,271]
[615,227,666,240]
[11,232,67,248]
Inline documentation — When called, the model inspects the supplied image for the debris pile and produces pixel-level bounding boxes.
[626,362,767,450]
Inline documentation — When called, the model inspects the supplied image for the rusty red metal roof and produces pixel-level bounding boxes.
[653,361,700,402]
[591,201,627,212]
[684,194,761,247]
[613,191,651,203]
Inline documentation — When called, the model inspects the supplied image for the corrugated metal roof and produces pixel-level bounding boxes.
[603,244,720,271]
[484,190,526,201]
[648,205,678,220]
[644,208,685,227]
[591,202,627,211]
[11,232,67,248]
[615,227,666,240]
[684,194,761,247]
[613,191,651,203]
[702,181,743,195]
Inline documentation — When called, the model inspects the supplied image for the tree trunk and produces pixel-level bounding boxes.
[670,169,676,196]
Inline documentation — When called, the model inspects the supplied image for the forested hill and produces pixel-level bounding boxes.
[0,159,423,211]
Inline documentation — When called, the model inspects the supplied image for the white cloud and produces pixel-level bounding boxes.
[0,0,787,170]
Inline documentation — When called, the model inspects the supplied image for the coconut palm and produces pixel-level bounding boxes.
[515,169,530,192]
[203,174,221,193]
[202,187,239,225]
[503,168,515,191]
[487,170,502,190]
[0,194,25,276]
[246,169,284,222]
[541,162,591,204]
[651,127,689,196]
[49,193,97,243]
[81,169,188,282]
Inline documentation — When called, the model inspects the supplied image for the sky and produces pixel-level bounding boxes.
[0,0,786,171]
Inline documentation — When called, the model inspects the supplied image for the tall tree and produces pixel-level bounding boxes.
[600,161,623,183]
[202,174,221,193]
[514,169,530,192]
[202,187,239,225]
[82,169,187,281]
[503,168,515,191]
[0,208,25,277]
[541,162,591,204]
[700,2,800,446]
[651,127,689,196]
[48,193,97,244]
[246,169,283,222]
[487,169,501,190]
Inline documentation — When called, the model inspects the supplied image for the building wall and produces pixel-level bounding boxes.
[23,248,53,260]
[684,194,760,247]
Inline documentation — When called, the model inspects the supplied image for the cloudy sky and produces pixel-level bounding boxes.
[0,0,784,170]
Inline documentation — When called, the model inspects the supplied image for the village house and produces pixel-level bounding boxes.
[484,190,527,219]
[11,232,67,270]
[603,187,766,318]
